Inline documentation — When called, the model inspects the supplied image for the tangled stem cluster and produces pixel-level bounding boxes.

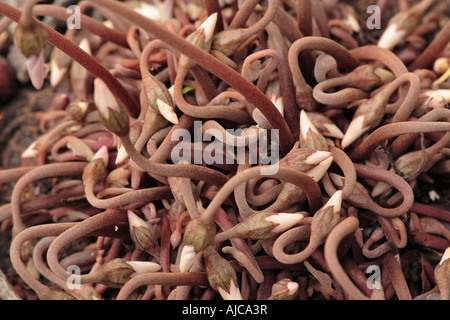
[0,0,449,300]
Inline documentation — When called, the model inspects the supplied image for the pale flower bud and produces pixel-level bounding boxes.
[204,246,243,300]
[127,210,160,259]
[311,190,342,244]
[230,212,304,240]
[93,78,129,136]
[270,278,299,300]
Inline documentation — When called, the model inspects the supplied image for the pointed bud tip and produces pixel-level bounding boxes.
[179,244,197,272]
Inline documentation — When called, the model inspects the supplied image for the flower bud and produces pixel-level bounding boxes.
[345,65,394,91]
[25,50,45,90]
[306,112,344,139]
[280,148,333,172]
[127,210,160,259]
[93,78,130,136]
[377,9,418,50]
[126,261,161,275]
[96,258,135,287]
[394,149,425,179]
[82,154,108,186]
[433,57,450,74]
[434,247,450,300]
[270,278,299,300]
[183,216,217,253]
[311,190,342,244]
[204,246,243,300]
[341,92,389,149]
[212,28,246,57]
[66,100,89,122]
[186,13,217,52]
[230,212,304,240]
[300,110,329,151]
[143,76,178,125]
[377,0,434,50]
[14,20,47,58]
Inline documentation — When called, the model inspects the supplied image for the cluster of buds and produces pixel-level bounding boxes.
[127,210,161,260]
[203,246,243,300]
[93,78,130,136]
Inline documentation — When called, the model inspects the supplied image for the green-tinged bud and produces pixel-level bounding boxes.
[143,76,178,124]
[413,95,447,117]
[96,258,134,287]
[270,278,299,300]
[66,99,89,122]
[82,147,108,185]
[14,20,47,58]
[204,246,243,300]
[280,148,333,172]
[311,190,342,244]
[93,78,130,136]
[212,28,246,57]
[183,217,217,253]
[341,92,389,149]
[305,156,334,182]
[345,65,394,91]
[394,149,425,179]
[306,112,344,139]
[229,212,304,240]
[127,210,160,259]
[330,173,374,206]
[434,247,450,300]
[105,165,131,187]
[377,0,434,50]
[377,11,418,50]
[300,110,329,151]
[186,13,217,52]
